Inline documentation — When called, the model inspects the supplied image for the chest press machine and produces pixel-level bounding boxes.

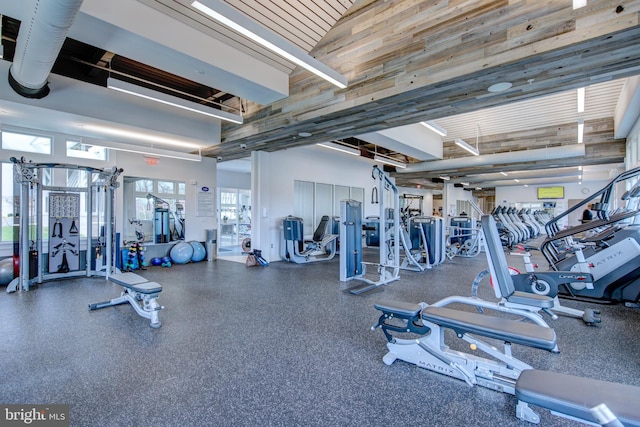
[372,214,640,426]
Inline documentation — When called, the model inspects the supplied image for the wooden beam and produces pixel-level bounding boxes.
[206,0,640,165]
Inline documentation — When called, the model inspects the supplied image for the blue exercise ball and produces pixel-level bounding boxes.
[189,241,206,262]
[170,242,194,264]
[162,256,172,263]
[151,257,162,266]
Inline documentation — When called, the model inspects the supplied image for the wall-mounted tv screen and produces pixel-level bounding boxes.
[537,186,564,199]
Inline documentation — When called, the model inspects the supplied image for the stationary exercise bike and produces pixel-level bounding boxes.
[471,218,601,325]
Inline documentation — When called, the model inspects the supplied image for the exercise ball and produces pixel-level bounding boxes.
[162,256,172,264]
[151,257,162,266]
[170,242,194,264]
[189,241,206,262]
[0,257,15,285]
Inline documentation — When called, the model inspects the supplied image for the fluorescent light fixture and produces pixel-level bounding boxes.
[454,138,479,156]
[573,0,587,9]
[438,176,450,181]
[374,154,407,169]
[317,142,360,156]
[578,118,584,143]
[577,87,585,113]
[82,124,202,149]
[107,77,243,124]
[86,139,202,162]
[514,179,520,183]
[500,171,508,176]
[460,182,470,186]
[420,121,447,137]
[191,0,347,89]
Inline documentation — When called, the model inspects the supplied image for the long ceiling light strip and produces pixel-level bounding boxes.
[454,138,480,156]
[316,142,360,156]
[0,15,3,59]
[84,137,202,162]
[107,77,243,124]
[374,154,407,169]
[420,121,447,136]
[573,0,587,9]
[578,118,584,143]
[191,0,348,89]
[577,87,585,113]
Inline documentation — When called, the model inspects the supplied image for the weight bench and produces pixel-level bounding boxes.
[89,272,163,328]
[373,301,557,394]
[515,369,640,426]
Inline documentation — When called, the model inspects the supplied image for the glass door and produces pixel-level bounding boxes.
[218,188,251,256]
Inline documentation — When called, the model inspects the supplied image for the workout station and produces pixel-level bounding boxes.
[2,1,640,426]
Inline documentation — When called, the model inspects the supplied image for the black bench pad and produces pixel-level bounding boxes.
[516,369,640,427]
[374,300,422,318]
[421,306,557,351]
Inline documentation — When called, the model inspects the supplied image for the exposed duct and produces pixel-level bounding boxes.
[398,144,586,173]
[8,0,84,98]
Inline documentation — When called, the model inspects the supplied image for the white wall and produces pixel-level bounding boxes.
[251,145,434,261]
[217,170,251,189]
[495,180,611,228]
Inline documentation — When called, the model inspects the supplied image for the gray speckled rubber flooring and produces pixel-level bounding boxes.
[1,248,639,427]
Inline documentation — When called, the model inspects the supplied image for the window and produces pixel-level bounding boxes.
[1,130,52,154]
[66,140,107,161]
[1,163,15,241]
[124,177,186,243]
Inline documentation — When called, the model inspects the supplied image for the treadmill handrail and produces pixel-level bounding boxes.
[545,166,640,237]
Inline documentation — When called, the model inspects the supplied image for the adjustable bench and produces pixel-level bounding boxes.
[89,272,163,328]
[516,369,640,426]
[373,301,557,394]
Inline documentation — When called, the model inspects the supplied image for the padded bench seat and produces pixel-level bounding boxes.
[109,273,162,294]
[516,369,640,426]
[373,301,422,318]
[421,306,557,351]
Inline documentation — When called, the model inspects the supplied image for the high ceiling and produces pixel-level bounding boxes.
[0,0,639,193]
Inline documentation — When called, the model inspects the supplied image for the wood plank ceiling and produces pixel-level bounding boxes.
[195,0,640,191]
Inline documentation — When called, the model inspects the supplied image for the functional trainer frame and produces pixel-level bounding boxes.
[7,157,122,292]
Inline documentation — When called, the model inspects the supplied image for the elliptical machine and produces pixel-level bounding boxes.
[541,167,640,306]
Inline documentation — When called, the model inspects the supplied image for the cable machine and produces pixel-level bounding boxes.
[7,157,123,293]
[340,165,400,294]
[146,193,185,242]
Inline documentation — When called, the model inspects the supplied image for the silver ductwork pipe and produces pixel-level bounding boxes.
[8,0,84,98]
[398,144,586,173]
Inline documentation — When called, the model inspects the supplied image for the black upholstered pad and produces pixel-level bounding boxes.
[421,306,557,351]
[374,300,422,318]
[516,369,640,427]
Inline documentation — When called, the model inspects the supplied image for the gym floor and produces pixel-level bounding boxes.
[1,248,639,426]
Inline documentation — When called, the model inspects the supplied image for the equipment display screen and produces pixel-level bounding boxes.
[537,186,564,199]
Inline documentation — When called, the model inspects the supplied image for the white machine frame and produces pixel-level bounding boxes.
[7,157,122,293]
